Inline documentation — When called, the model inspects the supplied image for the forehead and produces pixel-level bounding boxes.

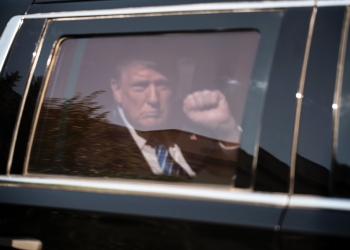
[122,63,166,83]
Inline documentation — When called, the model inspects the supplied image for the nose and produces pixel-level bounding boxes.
[147,83,159,105]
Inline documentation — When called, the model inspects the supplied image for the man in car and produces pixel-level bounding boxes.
[107,59,241,179]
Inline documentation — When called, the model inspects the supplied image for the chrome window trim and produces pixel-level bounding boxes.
[0,176,288,207]
[332,6,350,191]
[318,0,350,7]
[6,20,49,175]
[23,1,314,20]
[289,6,317,195]
[0,16,23,74]
[289,195,350,211]
[2,176,350,212]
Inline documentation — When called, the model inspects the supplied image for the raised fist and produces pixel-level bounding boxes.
[183,90,240,143]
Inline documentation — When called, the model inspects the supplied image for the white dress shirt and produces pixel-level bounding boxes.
[118,106,197,176]
[118,106,239,177]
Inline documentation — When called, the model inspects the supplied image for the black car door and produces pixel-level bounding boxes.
[281,5,350,249]
[0,1,314,249]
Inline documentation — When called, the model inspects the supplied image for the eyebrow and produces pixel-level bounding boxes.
[132,80,149,85]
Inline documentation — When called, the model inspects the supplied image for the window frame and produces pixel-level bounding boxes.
[4,8,282,189]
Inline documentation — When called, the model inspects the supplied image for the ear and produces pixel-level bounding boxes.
[110,78,122,103]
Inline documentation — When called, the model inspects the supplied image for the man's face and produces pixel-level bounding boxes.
[112,62,172,130]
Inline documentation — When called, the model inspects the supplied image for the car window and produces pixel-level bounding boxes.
[253,7,312,192]
[0,19,45,174]
[28,32,260,185]
[294,7,346,196]
[5,11,283,188]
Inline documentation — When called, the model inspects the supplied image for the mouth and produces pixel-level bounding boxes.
[142,111,162,118]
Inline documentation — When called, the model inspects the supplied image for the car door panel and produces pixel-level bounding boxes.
[0,2,319,250]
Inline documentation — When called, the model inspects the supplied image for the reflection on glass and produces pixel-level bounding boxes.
[29,32,260,185]
[334,74,350,196]
[0,71,22,170]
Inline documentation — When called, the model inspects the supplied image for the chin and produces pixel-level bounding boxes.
[138,118,166,131]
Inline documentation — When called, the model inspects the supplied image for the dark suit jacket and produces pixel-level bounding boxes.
[75,106,238,185]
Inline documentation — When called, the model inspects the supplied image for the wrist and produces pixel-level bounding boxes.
[216,116,241,143]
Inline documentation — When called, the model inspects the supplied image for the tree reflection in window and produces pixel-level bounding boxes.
[0,71,22,172]
[30,91,107,173]
[29,90,190,182]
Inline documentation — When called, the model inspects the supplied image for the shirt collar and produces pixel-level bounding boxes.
[117,105,147,149]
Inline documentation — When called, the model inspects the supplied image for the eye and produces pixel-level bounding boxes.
[155,80,170,90]
[132,81,149,91]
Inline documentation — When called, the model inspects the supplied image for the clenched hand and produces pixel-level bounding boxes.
[183,90,240,143]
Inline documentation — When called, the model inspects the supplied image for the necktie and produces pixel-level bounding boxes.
[154,144,181,175]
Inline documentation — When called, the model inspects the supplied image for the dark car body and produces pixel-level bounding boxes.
[0,0,350,249]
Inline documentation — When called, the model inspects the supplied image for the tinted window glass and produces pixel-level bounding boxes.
[0,20,45,174]
[28,32,259,185]
[294,7,345,196]
[334,14,350,197]
[254,7,312,192]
